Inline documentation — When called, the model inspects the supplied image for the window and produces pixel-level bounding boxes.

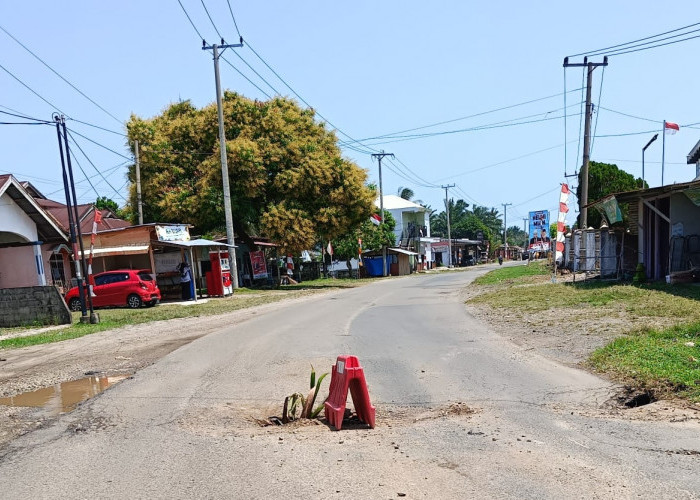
[49,254,65,284]
[137,271,154,281]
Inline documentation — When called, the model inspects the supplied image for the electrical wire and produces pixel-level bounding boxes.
[604,32,700,57]
[435,140,579,182]
[0,62,67,116]
[200,0,224,40]
[574,67,585,174]
[176,0,205,40]
[227,50,281,95]
[220,56,273,99]
[513,185,561,208]
[66,127,132,160]
[0,24,122,124]
[0,109,52,123]
[68,118,125,136]
[244,40,377,155]
[343,88,585,145]
[226,0,242,38]
[567,21,700,57]
[597,106,659,124]
[67,131,127,201]
[590,65,605,156]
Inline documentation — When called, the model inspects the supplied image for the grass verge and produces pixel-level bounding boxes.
[589,323,700,402]
[472,261,549,285]
[0,288,319,350]
[468,265,700,402]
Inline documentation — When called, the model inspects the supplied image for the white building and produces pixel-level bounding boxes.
[376,195,433,266]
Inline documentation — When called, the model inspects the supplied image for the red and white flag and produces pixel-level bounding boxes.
[327,241,333,257]
[370,213,381,226]
[555,184,569,263]
[664,121,680,135]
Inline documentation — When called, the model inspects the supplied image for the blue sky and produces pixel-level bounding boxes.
[2,1,699,230]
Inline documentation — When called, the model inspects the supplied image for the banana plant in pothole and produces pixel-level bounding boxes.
[280,365,329,424]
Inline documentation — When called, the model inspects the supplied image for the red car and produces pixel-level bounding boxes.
[65,269,161,311]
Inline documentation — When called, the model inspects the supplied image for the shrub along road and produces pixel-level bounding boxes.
[0,265,698,498]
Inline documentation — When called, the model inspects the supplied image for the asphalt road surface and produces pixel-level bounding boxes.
[1,268,699,499]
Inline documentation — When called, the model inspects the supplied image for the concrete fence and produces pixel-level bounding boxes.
[0,286,72,328]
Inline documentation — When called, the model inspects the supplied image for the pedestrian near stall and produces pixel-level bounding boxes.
[179,261,192,300]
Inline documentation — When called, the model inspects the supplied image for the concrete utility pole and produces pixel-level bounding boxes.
[522,217,529,247]
[134,140,143,225]
[502,203,512,254]
[203,38,243,288]
[563,56,608,230]
[371,151,394,277]
[442,184,455,267]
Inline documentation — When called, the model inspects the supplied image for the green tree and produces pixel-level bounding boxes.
[95,196,124,218]
[506,225,527,247]
[126,94,375,253]
[577,161,646,229]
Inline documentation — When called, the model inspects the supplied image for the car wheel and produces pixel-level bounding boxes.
[68,298,82,312]
[126,294,143,309]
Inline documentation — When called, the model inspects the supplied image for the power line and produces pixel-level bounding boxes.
[343,88,585,145]
[67,131,127,201]
[176,0,205,40]
[0,109,51,123]
[568,21,700,57]
[227,50,282,95]
[513,185,561,208]
[220,56,273,98]
[590,65,605,155]
[66,127,132,160]
[435,140,579,182]
[0,24,122,124]
[200,0,224,40]
[0,61,67,115]
[574,67,585,174]
[605,32,700,57]
[226,0,242,38]
[598,106,659,124]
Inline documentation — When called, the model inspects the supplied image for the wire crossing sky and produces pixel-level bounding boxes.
[2,1,699,226]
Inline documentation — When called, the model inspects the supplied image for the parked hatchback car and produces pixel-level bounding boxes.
[64,269,160,311]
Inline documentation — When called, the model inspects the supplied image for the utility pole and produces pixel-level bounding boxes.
[502,203,512,256]
[203,38,243,289]
[522,217,529,247]
[563,56,608,229]
[54,114,97,324]
[134,140,143,225]
[371,151,394,276]
[442,184,455,267]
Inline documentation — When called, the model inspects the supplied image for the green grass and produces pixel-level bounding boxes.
[589,322,700,401]
[472,261,549,285]
[0,289,316,350]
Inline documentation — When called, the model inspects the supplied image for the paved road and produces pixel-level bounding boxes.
[1,268,699,499]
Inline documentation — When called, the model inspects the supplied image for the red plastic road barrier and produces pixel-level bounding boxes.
[324,355,376,430]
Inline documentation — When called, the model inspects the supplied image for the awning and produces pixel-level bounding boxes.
[253,240,278,247]
[79,244,150,257]
[152,238,235,249]
[388,247,419,256]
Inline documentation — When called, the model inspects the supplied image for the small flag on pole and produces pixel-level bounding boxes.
[664,121,679,134]
[370,213,381,226]
[327,241,333,257]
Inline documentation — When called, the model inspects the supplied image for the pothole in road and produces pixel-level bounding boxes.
[178,402,479,437]
[606,387,657,409]
[0,374,131,415]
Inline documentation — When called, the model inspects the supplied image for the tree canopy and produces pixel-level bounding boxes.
[577,161,646,228]
[333,210,396,263]
[125,94,375,253]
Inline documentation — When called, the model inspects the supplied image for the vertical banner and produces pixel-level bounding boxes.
[249,251,268,279]
[555,184,570,263]
[528,210,551,252]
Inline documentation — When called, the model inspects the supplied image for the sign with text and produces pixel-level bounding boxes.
[528,210,550,252]
[155,225,190,242]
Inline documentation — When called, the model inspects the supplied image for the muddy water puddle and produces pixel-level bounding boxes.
[0,374,130,415]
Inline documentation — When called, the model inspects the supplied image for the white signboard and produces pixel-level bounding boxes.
[155,225,190,242]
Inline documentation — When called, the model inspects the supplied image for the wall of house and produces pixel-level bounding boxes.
[0,246,41,288]
[0,286,71,327]
[671,193,700,237]
[0,192,38,243]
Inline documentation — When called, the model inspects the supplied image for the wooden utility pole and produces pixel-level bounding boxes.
[563,56,608,229]
[442,184,455,266]
[372,151,394,276]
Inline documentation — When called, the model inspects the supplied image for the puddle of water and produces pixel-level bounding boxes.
[0,374,130,415]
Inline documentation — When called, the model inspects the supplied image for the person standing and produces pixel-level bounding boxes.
[179,261,192,300]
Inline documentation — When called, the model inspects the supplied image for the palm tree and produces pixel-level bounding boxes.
[397,186,415,200]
